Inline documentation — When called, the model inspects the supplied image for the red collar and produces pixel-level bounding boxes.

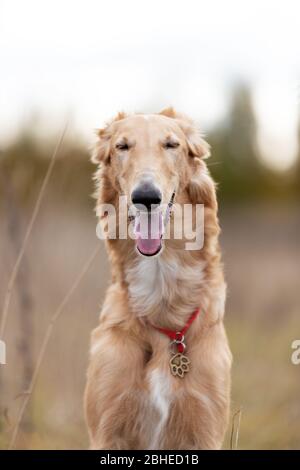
[151,308,201,353]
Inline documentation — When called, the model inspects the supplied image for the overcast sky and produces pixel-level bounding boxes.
[1,0,300,170]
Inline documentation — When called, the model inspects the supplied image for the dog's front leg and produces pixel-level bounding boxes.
[163,325,231,450]
[84,324,146,450]
[163,390,229,450]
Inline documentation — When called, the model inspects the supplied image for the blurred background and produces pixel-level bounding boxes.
[0,0,299,449]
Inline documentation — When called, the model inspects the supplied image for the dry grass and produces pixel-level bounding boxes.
[230,408,242,450]
[8,245,99,449]
[0,125,68,339]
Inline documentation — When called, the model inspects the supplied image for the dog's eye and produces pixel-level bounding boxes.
[163,141,180,150]
[116,142,129,151]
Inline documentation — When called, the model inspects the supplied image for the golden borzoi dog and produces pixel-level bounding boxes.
[84,108,232,450]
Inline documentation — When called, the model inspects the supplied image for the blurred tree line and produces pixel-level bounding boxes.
[208,84,299,204]
[0,84,299,209]
[0,130,93,211]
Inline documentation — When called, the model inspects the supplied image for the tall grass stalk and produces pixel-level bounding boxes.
[0,124,68,340]
[230,407,242,450]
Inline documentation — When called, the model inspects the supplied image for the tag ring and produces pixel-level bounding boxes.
[169,339,186,354]
[174,332,185,344]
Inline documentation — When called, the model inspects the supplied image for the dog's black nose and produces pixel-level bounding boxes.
[131,184,162,211]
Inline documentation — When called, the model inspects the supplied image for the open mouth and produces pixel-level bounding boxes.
[133,211,163,256]
[132,192,175,257]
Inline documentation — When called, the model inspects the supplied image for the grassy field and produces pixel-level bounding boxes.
[226,315,300,449]
[0,204,299,449]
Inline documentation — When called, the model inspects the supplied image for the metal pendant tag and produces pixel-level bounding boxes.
[169,353,190,378]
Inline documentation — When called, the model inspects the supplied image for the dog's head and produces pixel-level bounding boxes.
[93,108,215,257]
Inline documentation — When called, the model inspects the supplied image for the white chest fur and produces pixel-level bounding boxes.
[147,368,172,449]
[125,254,206,316]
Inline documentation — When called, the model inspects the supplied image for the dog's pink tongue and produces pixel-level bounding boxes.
[134,211,163,256]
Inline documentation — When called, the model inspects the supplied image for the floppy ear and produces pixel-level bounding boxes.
[187,158,217,208]
[176,116,215,207]
[159,108,210,159]
[91,111,127,165]
[91,128,111,164]
[177,119,210,160]
[186,131,210,160]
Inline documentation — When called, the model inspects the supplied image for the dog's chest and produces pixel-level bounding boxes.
[126,257,175,311]
[125,255,204,315]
